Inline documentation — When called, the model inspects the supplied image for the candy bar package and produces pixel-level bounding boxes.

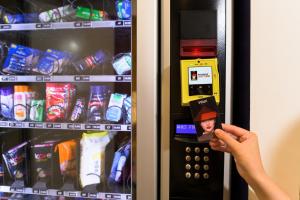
[30,140,61,187]
[2,44,42,75]
[105,93,127,123]
[108,142,131,184]
[189,96,222,143]
[70,98,85,122]
[73,50,111,73]
[87,85,112,123]
[112,53,131,75]
[46,83,76,122]
[2,142,28,180]
[79,131,111,188]
[36,49,72,75]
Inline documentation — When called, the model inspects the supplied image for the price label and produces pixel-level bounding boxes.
[124,21,132,26]
[82,21,91,27]
[105,194,121,199]
[8,76,16,81]
[74,76,90,81]
[33,189,39,194]
[124,76,132,81]
[81,192,88,197]
[0,122,7,126]
[46,123,53,128]
[74,22,82,27]
[0,24,11,29]
[116,21,124,26]
[85,125,92,129]
[69,192,77,197]
[127,125,132,131]
[10,187,16,192]
[36,23,51,29]
[40,190,47,195]
[67,124,74,129]
[91,125,100,129]
[113,125,121,130]
[29,123,35,128]
[57,191,63,196]
[105,125,112,130]
[74,124,81,129]
[35,123,43,128]
[16,188,24,192]
[116,76,123,81]
[36,76,44,81]
[44,76,51,81]
[1,76,9,81]
[89,193,97,198]
[126,194,132,200]
[53,124,61,128]
[10,122,22,128]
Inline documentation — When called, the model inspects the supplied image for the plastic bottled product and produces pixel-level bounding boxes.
[39,5,76,23]
[105,93,127,122]
[112,53,131,75]
[87,86,111,122]
[14,85,28,121]
[115,0,131,20]
[0,86,14,119]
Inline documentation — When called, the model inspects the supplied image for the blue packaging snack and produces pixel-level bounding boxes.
[2,44,41,74]
[2,142,28,179]
[37,49,72,75]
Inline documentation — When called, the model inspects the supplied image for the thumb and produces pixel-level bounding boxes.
[215,129,239,152]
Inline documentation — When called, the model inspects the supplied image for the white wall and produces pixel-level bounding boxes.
[251,0,300,199]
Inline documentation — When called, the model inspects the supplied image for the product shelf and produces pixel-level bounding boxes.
[0,121,131,131]
[0,20,131,32]
[0,186,131,200]
[0,75,132,83]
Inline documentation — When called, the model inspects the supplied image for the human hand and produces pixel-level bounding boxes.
[209,124,265,184]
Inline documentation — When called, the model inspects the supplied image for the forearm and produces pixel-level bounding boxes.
[247,173,290,200]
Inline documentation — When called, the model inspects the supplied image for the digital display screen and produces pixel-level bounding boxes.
[176,124,196,135]
[188,66,212,85]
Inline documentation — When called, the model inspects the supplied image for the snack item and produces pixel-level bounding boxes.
[76,6,108,21]
[123,96,131,124]
[2,142,28,179]
[73,50,110,73]
[56,139,77,178]
[2,44,41,75]
[115,0,131,20]
[46,83,76,122]
[31,140,60,184]
[112,53,131,75]
[0,6,38,24]
[25,87,36,120]
[70,98,85,122]
[109,142,131,183]
[105,93,127,122]
[14,85,29,121]
[39,5,76,23]
[29,100,45,122]
[36,49,72,75]
[87,85,111,123]
[0,86,14,119]
[80,131,111,188]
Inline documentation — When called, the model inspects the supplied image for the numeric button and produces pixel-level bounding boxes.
[185,172,191,179]
[185,147,191,153]
[185,155,191,162]
[203,147,210,153]
[203,156,209,162]
[194,173,200,179]
[194,164,200,170]
[203,164,209,171]
[195,156,200,162]
[185,164,191,170]
[194,147,200,153]
[203,173,209,179]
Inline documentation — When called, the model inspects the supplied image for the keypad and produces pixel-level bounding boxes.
[184,145,210,180]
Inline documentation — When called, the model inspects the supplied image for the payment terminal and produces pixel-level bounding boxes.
[167,0,226,199]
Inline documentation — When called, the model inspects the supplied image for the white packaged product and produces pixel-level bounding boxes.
[79,131,110,188]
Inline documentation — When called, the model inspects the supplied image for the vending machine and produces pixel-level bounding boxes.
[0,0,160,199]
